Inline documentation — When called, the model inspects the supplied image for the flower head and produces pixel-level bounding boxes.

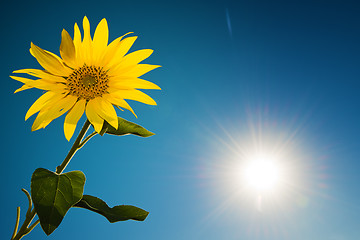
[11,17,160,140]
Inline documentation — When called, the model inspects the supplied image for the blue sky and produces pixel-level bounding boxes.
[1,0,360,239]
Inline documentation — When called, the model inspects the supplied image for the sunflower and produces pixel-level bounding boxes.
[11,17,160,141]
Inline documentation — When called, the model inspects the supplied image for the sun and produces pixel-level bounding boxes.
[243,154,282,194]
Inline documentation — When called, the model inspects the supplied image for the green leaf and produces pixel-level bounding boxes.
[31,168,86,235]
[74,195,149,222]
[99,116,155,137]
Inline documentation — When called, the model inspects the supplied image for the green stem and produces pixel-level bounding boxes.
[12,120,94,240]
[56,119,91,174]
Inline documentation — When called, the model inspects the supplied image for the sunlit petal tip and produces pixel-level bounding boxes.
[25,92,54,120]
[30,42,37,52]
[123,36,137,46]
[116,106,124,111]
[109,77,161,90]
[126,32,134,35]
[83,16,89,23]
[133,111,138,118]
[31,125,38,132]
[29,42,71,76]
[64,99,86,141]
[60,29,76,66]
[123,103,138,118]
[10,75,28,83]
[86,100,104,133]
[31,113,44,131]
[114,90,157,106]
[92,98,118,129]
[74,22,79,30]
[129,108,138,118]
[74,23,81,41]
[93,18,109,60]
[120,32,135,39]
[65,133,72,141]
[61,29,73,43]
[142,80,161,90]
[14,85,32,94]
[96,18,109,38]
[12,69,32,74]
[99,18,108,25]
[83,16,91,40]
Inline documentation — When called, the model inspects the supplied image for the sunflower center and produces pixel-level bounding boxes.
[82,74,97,87]
[66,65,109,100]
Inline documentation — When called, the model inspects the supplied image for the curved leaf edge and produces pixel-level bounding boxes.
[98,116,155,137]
[74,194,149,222]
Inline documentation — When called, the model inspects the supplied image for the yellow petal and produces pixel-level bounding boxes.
[120,49,154,68]
[64,99,86,141]
[32,95,77,131]
[85,99,104,133]
[74,23,82,47]
[108,49,154,76]
[10,76,33,84]
[32,81,65,92]
[101,32,133,66]
[30,43,72,76]
[45,49,70,67]
[103,94,137,118]
[13,69,66,83]
[110,89,157,105]
[105,36,137,70]
[32,93,65,117]
[39,95,78,129]
[25,91,57,120]
[31,110,47,131]
[109,64,160,78]
[60,29,76,68]
[117,36,137,57]
[14,84,33,93]
[82,16,92,43]
[92,98,118,129]
[10,76,65,92]
[109,77,161,90]
[73,22,84,66]
[93,18,108,64]
[82,16,93,64]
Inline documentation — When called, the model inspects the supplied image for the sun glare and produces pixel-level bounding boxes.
[243,155,282,193]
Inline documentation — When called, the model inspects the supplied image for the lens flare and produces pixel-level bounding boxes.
[243,155,281,193]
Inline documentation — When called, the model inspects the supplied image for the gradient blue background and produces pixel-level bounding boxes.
[2,0,360,239]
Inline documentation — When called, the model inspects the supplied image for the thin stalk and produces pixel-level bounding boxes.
[27,220,40,233]
[21,189,32,217]
[11,207,20,240]
[78,131,97,149]
[12,120,93,240]
[12,209,36,240]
